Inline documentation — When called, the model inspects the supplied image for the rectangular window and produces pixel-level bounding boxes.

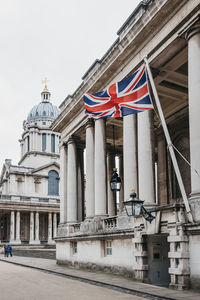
[71,241,77,255]
[105,240,112,256]
[27,136,30,152]
[42,133,46,152]
[51,134,55,153]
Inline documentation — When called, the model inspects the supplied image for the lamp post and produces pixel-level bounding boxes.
[123,189,155,223]
[110,168,121,192]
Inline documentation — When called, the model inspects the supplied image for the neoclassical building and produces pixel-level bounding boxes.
[52,0,200,290]
[0,85,60,245]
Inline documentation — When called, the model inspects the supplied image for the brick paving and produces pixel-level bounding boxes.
[0,255,199,300]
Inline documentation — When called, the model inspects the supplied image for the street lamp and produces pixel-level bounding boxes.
[123,189,155,223]
[110,168,121,192]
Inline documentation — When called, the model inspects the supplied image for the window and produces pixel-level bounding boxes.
[71,241,77,255]
[42,133,46,152]
[105,240,112,256]
[27,135,30,152]
[43,122,46,125]
[43,111,46,116]
[48,170,59,196]
[51,134,55,153]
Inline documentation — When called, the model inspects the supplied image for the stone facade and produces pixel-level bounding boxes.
[52,0,200,290]
[0,86,60,245]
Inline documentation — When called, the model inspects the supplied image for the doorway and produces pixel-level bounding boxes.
[147,234,170,287]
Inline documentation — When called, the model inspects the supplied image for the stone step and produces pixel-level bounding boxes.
[12,249,56,260]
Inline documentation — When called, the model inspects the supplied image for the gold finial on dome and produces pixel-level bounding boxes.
[42,78,49,92]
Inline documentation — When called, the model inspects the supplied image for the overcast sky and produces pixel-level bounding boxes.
[0,0,141,167]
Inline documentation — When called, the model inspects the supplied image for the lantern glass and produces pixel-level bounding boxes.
[134,202,142,216]
[110,170,121,192]
[110,181,121,191]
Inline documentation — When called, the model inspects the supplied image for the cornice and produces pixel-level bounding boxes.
[18,151,59,165]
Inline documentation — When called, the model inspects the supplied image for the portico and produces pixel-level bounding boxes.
[52,0,200,290]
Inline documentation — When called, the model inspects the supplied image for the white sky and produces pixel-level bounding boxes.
[0,0,141,167]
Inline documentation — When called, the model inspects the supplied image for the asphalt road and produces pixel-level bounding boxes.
[0,261,146,300]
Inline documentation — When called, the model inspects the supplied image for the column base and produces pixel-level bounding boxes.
[48,239,55,245]
[9,240,21,245]
[189,192,200,222]
[29,240,40,245]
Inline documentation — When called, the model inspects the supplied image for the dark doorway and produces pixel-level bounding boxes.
[20,212,30,242]
[39,213,48,242]
[0,213,10,242]
[147,234,170,287]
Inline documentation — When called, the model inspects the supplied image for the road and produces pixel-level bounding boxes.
[0,261,146,300]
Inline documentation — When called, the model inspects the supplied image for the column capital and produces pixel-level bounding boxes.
[85,118,94,129]
[60,141,68,149]
[185,20,200,41]
[67,135,78,145]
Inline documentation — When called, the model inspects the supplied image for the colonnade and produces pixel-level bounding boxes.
[60,110,156,224]
[21,130,60,157]
[59,22,200,224]
[9,210,58,244]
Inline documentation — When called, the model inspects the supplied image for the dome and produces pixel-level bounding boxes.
[27,89,60,123]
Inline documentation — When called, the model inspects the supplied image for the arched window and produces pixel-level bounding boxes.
[48,170,59,196]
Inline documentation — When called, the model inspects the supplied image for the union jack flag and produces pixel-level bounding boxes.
[84,65,153,119]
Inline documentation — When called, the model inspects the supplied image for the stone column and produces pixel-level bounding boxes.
[67,137,78,223]
[32,131,35,151]
[53,213,57,238]
[38,133,41,151]
[77,144,84,222]
[123,114,138,201]
[29,212,34,243]
[138,111,155,205]
[35,212,40,244]
[60,144,68,223]
[85,119,95,219]
[20,143,23,158]
[10,211,15,243]
[94,119,107,217]
[118,154,124,213]
[107,152,116,216]
[157,135,168,205]
[48,212,53,244]
[186,22,200,221]
[30,132,33,151]
[15,211,21,244]
[33,130,37,151]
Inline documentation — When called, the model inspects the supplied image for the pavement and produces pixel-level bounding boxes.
[0,255,200,300]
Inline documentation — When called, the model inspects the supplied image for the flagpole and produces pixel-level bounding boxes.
[144,57,193,223]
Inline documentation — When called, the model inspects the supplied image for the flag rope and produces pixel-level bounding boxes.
[169,143,200,178]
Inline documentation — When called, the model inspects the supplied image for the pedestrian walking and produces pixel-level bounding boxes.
[4,244,7,257]
[6,245,12,257]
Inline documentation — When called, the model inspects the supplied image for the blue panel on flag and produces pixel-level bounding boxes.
[133,72,147,90]
[135,95,152,105]
[121,106,143,116]
[117,72,138,93]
